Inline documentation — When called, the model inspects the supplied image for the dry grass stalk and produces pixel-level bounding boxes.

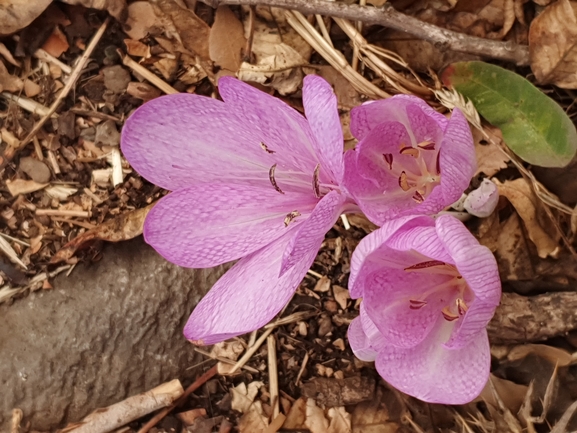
[17,17,112,155]
[120,52,179,95]
[34,48,72,75]
[285,9,390,99]
[267,335,280,419]
[36,209,90,218]
[0,236,27,269]
[1,92,54,118]
[11,409,23,433]
[294,351,309,386]
[64,379,184,433]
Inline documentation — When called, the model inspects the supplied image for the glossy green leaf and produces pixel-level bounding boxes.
[441,61,577,167]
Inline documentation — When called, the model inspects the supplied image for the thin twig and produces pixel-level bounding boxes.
[267,335,280,419]
[13,17,111,160]
[137,365,218,433]
[198,0,529,65]
[120,51,179,95]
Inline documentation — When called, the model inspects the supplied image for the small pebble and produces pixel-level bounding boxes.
[102,65,131,93]
[95,120,120,146]
[19,157,51,183]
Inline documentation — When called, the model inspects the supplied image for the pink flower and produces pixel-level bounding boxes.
[343,96,476,225]
[121,75,354,345]
[347,214,501,404]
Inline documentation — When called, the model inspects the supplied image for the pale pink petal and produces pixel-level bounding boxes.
[219,77,319,174]
[351,95,448,141]
[348,215,424,298]
[464,179,499,218]
[385,219,453,263]
[348,317,378,362]
[375,320,491,404]
[144,183,317,268]
[280,190,345,275]
[435,215,501,348]
[183,229,317,345]
[302,75,344,184]
[362,264,451,348]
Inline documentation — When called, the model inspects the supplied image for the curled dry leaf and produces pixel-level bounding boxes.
[50,202,154,264]
[0,0,52,35]
[529,0,577,88]
[305,399,330,433]
[495,177,559,259]
[231,382,268,433]
[472,125,510,177]
[478,374,528,415]
[209,6,246,73]
[507,344,573,367]
[60,0,127,21]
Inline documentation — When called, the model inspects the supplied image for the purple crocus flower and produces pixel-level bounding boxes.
[121,75,355,345]
[347,214,501,404]
[343,96,476,225]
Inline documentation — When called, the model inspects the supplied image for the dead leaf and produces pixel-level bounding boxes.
[210,340,244,361]
[237,400,268,433]
[41,26,69,58]
[59,0,127,21]
[6,179,48,196]
[231,381,263,413]
[327,407,352,433]
[351,387,401,433]
[0,0,52,35]
[124,1,157,40]
[124,39,150,57]
[282,397,307,430]
[209,6,245,72]
[472,126,510,177]
[305,399,330,433]
[231,382,268,433]
[177,408,207,426]
[0,42,20,67]
[495,177,559,258]
[50,203,154,264]
[529,0,577,88]
[24,79,41,97]
[496,212,535,280]
[313,66,362,110]
[479,374,528,414]
[0,60,23,93]
[507,344,573,367]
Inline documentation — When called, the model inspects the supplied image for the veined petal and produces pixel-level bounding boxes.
[348,215,425,298]
[219,77,319,174]
[144,183,317,268]
[348,317,378,362]
[375,320,491,404]
[280,190,344,275]
[302,75,344,184]
[183,228,317,345]
[351,95,448,141]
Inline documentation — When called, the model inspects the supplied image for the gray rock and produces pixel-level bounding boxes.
[19,156,51,183]
[103,65,131,94]
[0,237,227,432]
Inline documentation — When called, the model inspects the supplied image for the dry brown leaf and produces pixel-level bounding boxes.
[351,390,401,433]
[305,399,330,433]
[472,126,510,177]
[282,397,307,429]
[124,1,157,40]
[232,382,268,433]
[24,79,41,97]
[313,66,362,110]
[60,0,127,21]
[495,177,559,258]
[0,0,52,35]
[237,400,268,433]
[50,203,154,264]
[0,60,23,93]
[479,374,528,414]
[209,6,245,73]
[231,381,263,413]
[327,407,352,433]
[210,341,244,361]
[507,344,573,367]
[124,39,150,57]
[496,212,535,280]
[41,26,70,58]
[529,0,577,88]
[6,179,48,196]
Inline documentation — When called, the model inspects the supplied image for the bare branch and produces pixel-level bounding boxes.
[198,0,529,65]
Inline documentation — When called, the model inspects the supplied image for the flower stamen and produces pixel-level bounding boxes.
[399,171,413,191]
[383,153,393,169]
[405,260,446,270]
[284,210,301,227]
[260,142,275,154]
[409,299,427,309]
[400,146,419,158]
[418,141,435,150]
[312,164,321,198]
[412,191,425,203]
[442,306,459,321]
[456,298,469,315]
[269,164,284,194]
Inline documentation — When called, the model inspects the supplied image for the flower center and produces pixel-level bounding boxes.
[404,260,473,322]
[383,141,441,203]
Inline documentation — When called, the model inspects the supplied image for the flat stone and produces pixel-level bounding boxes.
[18,156,51,183]
[0,237,227,431]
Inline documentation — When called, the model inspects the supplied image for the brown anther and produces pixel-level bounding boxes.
[284,210,301,227]
[398,171,411,191]
[412,190,425,203]
[405,260,445,271]
[400,146,419,158]
[441,306,459,322]
[383,153,393,169]
[260,142,275,154]
[435,152,441,175]
[409,299,427,310]
[312,163,321,198]
[269,164,284,194]
[418,141,436,150]
[456,298,469,315]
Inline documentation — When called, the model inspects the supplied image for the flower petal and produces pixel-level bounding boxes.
[302,75,344,184]
[375,320,491,404]
[281,190,344,275]
[435,215,501,348]
[144,183,317,268]
[464,178,499,218]
[351,95,448,141]
[348,317,377,362]
[183,228,317,345]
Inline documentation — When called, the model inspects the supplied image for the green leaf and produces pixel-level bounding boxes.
[441,61,577,168]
